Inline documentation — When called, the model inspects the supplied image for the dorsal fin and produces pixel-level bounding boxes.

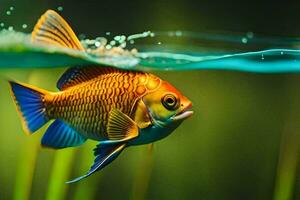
[31,10,84,50]
[57,67,119,90]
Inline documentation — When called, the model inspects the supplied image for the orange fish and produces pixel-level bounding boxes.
[9,10,193,183]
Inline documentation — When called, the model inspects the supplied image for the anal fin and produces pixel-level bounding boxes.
[66,143,126,183]
[41,119,86,149]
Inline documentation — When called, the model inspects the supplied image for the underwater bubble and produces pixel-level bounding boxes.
[8,26,13,31]
[96,37,107,46]
[22,24,28,29]
[241,37,248,44]
[168,32,175,37]
[175,31,182,37]
[129,40,135,44]
[120,43,126,48]
[281,51,284,55]
[261,54,265,60]
[110,40,116,46]
[157,42,162,45]
[246,32,254,39]
[114,35,121,41]
[150,32,155,37]
[57,6,64,11]
[119,35,126,43]
[106,32,111,36]
[94,41,101,47]
[106,44,112,49]
[9,6,14,11]
[6,11,11,15]
[0,23,4,28]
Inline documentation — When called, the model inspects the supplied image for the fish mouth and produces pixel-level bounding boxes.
[172,102,194,121]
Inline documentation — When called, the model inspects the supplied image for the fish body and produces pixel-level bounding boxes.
[46,68,159,141]
[9,10,193,183]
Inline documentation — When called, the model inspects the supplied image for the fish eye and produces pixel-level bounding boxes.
[162,94,179,110]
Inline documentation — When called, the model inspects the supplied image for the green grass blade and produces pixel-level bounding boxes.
[73,142,97,200]
[46,148,77,200]
[13,71,48,200]
[273,133,300,200]
[273,77,300,200]
[13,136,39,200]
[131,144,154,200]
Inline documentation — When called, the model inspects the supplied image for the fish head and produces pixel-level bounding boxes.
[142,80,193,128]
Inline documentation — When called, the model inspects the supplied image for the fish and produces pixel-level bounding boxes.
[8,10,194,183]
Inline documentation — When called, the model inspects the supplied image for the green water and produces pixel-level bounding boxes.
[0,27,300,200]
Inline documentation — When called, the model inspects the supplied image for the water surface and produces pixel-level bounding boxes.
[1,30,300,73]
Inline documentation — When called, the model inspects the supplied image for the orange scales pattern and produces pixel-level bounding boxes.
[43,68,161,140]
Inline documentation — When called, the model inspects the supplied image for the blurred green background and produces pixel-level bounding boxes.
[0,0,300,200]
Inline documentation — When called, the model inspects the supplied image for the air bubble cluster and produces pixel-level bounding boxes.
[81,31,155,57]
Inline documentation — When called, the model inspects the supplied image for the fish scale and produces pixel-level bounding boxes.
[44,71,160,140]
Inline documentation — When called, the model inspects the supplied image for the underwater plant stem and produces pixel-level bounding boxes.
[13,136,39,200]
[46,148,77,200]
[273,131,299,200]
[23,69,78,200]
[273,78,300,200]
[13,71,46,200]
[131,143,154,200]
[73,142,97,200]
[273,128,300,200]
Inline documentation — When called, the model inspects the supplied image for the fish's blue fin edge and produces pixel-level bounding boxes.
[41,119,87,149]
[9,81,49,134]
[57,67,118,90]
[66,142,126,184]
[57,67,82,90]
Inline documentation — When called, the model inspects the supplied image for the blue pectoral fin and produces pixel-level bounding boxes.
[66,142,126,184]
[41,119,86,149]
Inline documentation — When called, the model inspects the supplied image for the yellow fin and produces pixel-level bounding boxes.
[107,109,139,141]
[31,10,84,50]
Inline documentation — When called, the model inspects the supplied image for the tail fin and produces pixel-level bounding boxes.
[9,81,50,134]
